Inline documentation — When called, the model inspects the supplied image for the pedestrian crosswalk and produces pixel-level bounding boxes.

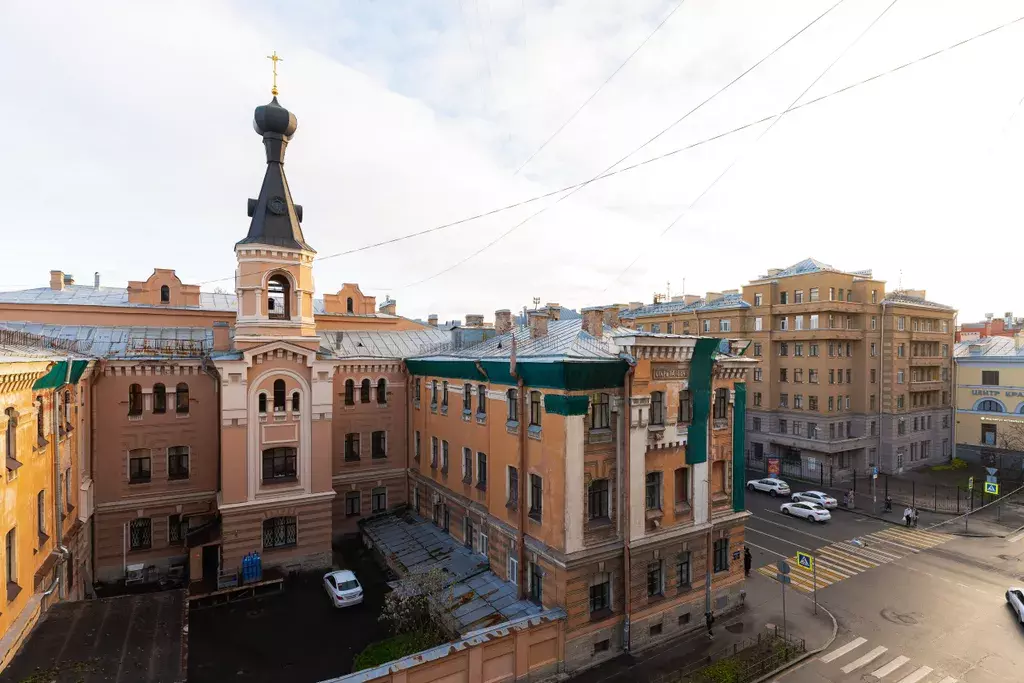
[756,526,949,593]
[819,635,958,682]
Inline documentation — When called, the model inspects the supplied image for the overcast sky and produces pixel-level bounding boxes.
[3,0,1022,323]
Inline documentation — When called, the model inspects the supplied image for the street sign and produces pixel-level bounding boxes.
[777,560,791,574]
[872,466,878,476]
[796,552,814,571]
[968,476,974,491]
[987,467,998,476]
[985,482,999,495]
[987,475,998,484]
[776,574,792,584]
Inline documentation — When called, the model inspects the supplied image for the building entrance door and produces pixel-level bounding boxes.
[202,544,220,583]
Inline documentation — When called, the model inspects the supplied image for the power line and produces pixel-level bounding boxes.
[395,0,849,289]
[185,11,1024,291]
[603,0,905,291]
[512,0,689,176]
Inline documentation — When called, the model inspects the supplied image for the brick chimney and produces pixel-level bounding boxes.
[529,310,549,339]
[427,314,438,327]
[684,295,701,305]
[495,310,512,335]
[465,314,484,328]
[379,299,397,316]
[582,307,605,338]
[50,270,65,291]
[546,303,561,321]
[212,321,231,352]
[706,291,723,302]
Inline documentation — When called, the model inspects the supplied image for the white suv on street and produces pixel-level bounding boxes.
[746,478,791,497]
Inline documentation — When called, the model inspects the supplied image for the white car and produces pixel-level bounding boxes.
[781,501,831,523]
[324,569,364,608]
[747,478,791,497]
[791,490,838,509]
[1007,588,1024,623]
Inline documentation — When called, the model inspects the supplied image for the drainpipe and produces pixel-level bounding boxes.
[516,377,527,598]
[950,311,958,464]
[404,365,411,511]
[877,302,885,472]
[53,364,71,599]
[621,364,634,651]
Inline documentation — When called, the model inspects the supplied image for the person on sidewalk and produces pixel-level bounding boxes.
[913,508,920,527]
[884,496,893,513]
[744,547,752,577]
[705,611,715,639]
[904,507,913,527]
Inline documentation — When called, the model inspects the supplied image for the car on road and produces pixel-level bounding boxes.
[324,569,364,608]
[791,490,838,509]
[780,501,831,523]
[747,478,791,497]
[1007,588,1024,623]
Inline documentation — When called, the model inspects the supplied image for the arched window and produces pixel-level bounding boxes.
[36,397,45,442]
[258,393,267,414]
[176,382,190,414]
[978,399,1004,413]
[377,379,387,405]
[346,297,354,313]
[128,384,143,416]
[267,274,291,320]
[6,407,18,458]
[360,379,371,403]
[344,379,355,406]
[273,379,286,411]
[292,391,300,412]
[153,383,166,414]
[160,285,170,303]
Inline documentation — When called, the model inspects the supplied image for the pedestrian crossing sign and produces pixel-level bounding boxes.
[796,551,813,571]
[985,482,999,495]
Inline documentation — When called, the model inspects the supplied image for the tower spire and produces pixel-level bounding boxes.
[267,51,282,97]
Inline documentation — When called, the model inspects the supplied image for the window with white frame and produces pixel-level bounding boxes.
[719,319,731,332]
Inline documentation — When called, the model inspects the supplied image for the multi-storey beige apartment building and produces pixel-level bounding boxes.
[620,259,956,476]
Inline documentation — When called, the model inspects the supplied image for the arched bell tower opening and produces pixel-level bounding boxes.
[267,273,291,320]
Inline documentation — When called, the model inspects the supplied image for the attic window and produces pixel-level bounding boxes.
[160,285,170,303]
[346,297,354,313]
[268,274,290,320]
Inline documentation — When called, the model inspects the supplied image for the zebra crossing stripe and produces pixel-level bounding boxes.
[882,528,947,548]
[788,559,845,583]
[811,557,854,579]
[757,566,816,592]
[896,666,933,683]
[872,528,934,548]
[820,636,867,663]
[836,542,896,564]
[867,531,924,553]
[871,655,910,678]
[818,546,877,570]
[841,646,888,674]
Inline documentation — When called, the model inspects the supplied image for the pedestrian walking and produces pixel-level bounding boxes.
[913,508,920,528]
[744,547,752,577]
[884,496,893,513]
[904,507,912,527]
[705,611,715,639]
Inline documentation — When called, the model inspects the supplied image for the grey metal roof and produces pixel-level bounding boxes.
[0,322,212,359]
[955,337,1024,359]
[882,291,955,311]
[619,292,750,320]
[0,329,69,363]
[417,319,628,361]
[752,258,873,282]
[0,285,237,311]
[319,328,451,359]
[362,514,543,635]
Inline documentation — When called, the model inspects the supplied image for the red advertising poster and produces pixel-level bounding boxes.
[767,458,780,477]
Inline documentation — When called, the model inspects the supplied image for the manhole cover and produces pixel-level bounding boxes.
[725,622,744,634]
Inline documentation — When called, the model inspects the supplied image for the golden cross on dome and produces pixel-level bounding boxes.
[267,51,283,96]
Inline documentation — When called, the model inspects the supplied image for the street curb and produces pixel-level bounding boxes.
[752,601,838,683]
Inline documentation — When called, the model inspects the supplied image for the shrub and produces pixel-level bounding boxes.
[353,631,445,671]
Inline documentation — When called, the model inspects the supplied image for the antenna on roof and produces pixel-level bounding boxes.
[532,297,540,310]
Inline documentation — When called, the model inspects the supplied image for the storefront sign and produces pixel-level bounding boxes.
[652,365,690,380]
[767,457,780,476]
[971,389,1024,397]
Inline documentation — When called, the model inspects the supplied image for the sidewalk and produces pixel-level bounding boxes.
[833,493,1023,538]
[568,573,836,683]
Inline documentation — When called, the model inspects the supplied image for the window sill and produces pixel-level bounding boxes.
[648,424,665,432]
[440,406,449,416]
[475,481,487,492]
[7,582,22,603]
[506,420,519,435]
[676,583,693,595]
[129,546,152,552]
[345,512,361,518]
[440,467,449,477]
[674,503,692,515]
[476,413,487,425]
[263,543,297,552]
[588,428,612,444]
[127,414,143,421]
[168,474,190,481]
[528,510,542,524]
[527,425,542,441]
[176,413,191,419]
[645,508,663,521]
[589,607,614,622]
[371,453,387,459]
[35,437,49,452]
[128,478,152,485]
[587,517,612,529]
[262,476,298,485]
[36,532,50,549]
[345,456,361,462]
[462,409,472,422]
[506,499,519,511]
[462,474,472,485]
[430,403,437,413]
[646,593,666,604]
[413,400,421,409]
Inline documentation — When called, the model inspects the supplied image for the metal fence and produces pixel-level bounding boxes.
[651,628,806,683]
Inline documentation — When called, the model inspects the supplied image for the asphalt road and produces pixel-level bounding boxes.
[743,478,1024,683]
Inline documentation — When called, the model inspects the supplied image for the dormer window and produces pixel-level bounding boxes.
[160,285,170,303]
[268,274,291,320]
[346,297,354,313]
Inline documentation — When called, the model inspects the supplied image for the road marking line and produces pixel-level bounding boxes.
[812,558,853,579]
[877,529,938,549]
[820,636,867,663]
[841,645,888,673]
[755,512,839,543]
[755,567,814,592]
[871,655,910,678]
[867,531,925,552]
[887,527,948,546]
[849,539,903,559]
[957,582,970,589]
[745,526,812,550]
[837,542,896,563]
[896,666,933,683]
[788,560,843,583]
[818,546,876,570]
[935,677,957,683]
[843,541,901,561]
[1007,530,1024,543]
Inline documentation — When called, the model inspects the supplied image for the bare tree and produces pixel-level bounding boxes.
[998,422,1024,454]
[380,566,454,637]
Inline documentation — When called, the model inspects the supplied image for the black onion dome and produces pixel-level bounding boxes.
[253,97,297,137]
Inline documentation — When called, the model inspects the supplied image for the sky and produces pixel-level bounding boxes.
[2,0,1022,323]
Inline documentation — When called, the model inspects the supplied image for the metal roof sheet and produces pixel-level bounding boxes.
[882,291,955,311]
[619,292,750,320]
[417,319,628,361]
[319,328,451,359]
[0,322,212,359]
[955,337,1024,358]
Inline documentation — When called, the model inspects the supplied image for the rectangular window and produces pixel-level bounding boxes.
[779,317,789,331]
[414,431,421,461]
[752,417,762,431]
[897,371,905,384]
[674,467,689,506]
[647,561,663,597]
[795,394,803,409]
[828,396,834,411]
[37,490,46,537]
[441,440,449,473]
[809,287,819,302]
[809,314,819,329]
[529,562,543,603]
[809,396,818,411]
[753,343,762,357]
[168,514,187,545]
[128,450,151,484]
[779,418,787,434]
[477,452,487,489]
[651,324,661,334]
[793,421,802,436]
[779,368,788,383]
[414,378,421,402]
[755,317,763,331]
[262,516,297,549]
[829,287,835,301]
[589,479,609,519]
[794,343,803,357]
[794,368,803,383]
[677,552,691,588]
[476,385,486,415]
[442,381,448,408]
[372,487,387,513]
[666,322,674,334]
[794,290,803,304]
[753,368,762,382]
[590,577,611,613]
[809,369,818,384]
[754,293,763,306]
[810,343,819,357]
[808,422,818,439]
[650,391,665,425]
[719,319,731,332]
[507,388,518,422]
[898,316,906,331]
[431,380,437,407]
[753,392,762,407]
[346,433,360,461]
[982,370,1000,386]
[702,319,710,333]
[779,342,788,357]
[371,431,387,458]
[529,474,543,521]
[714,388,728,419]
[846,369,852,384]
[430,436,438,467]
[530,391,542,426]
[345,491,360,517]
[838,288,844,301]
[508,540,518,585]
[898,344,905,358]
[479,528,488,557]
[829,369,834,385]
[646,472,662,510]
[262,447,297,480]
[168,445,189,479]
[780,292,788,305]
[982,423,997,445]
[713,538,729,572]
[463,447,472,483]
[508,466,519,506]
[463,384,472,412]
[795,315,804,331]
[129,518,152,551]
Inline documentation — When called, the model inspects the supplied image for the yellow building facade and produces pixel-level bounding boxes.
[954,336,1024,472]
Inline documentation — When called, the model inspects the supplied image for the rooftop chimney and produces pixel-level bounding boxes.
[50,270,65,291]
[380,299,397,316]
[465,314,484,328]
[63,274,75,286]
[602,307,621,327]
[705,291,723,302]
[582,307,605,339]
[767,268,782,277]
[212,321,230,352]
[629,301,643,310]
[684,294,701,305]
[427,314,438,327]
[546,303,561,321]
[495,310,512,335]
[529,310,549,339]
[94,272,101,290]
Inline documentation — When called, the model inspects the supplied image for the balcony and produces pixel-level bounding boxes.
[911,329,950,341]
[909,379,944,392]
[775,326,862,341]
[910,356,945,367]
